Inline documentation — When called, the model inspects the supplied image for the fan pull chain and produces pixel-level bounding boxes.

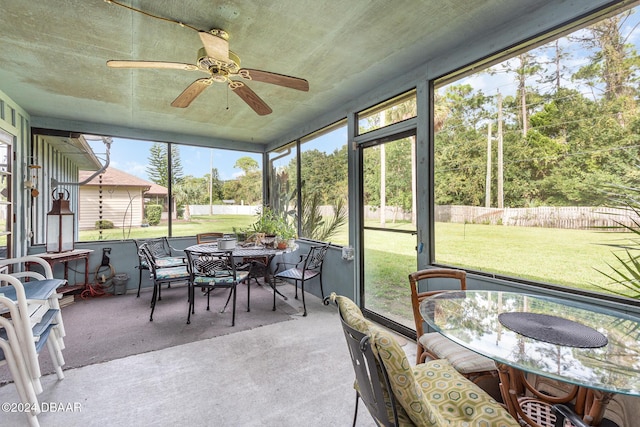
[226,85,230,110]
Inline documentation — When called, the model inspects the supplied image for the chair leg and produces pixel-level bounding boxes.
[187,284,193,324]
[352,391,359,427]
[231,285,237,326]
[150,284,158,321]
[136,267,143,298]
[247,280,251,312]
[272,279,277,311]
[319,274,325,300]
[301,280,307,316]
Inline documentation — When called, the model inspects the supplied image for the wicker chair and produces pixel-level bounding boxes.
[409,269,498,390]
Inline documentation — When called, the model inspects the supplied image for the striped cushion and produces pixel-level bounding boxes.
[193,271,248,286]
[155,266,188,280]
[155,256,186,267]
[419,332,496,374]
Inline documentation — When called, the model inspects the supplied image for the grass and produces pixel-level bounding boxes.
[78,214,633,325]
[359,221,634,326]
[78,215,256,241]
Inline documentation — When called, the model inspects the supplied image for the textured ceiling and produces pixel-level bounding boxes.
[0,0,616,150]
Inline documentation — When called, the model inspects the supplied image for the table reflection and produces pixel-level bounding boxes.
[420,290,640,396]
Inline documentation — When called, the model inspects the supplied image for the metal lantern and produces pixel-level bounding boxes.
[46,190,74,253]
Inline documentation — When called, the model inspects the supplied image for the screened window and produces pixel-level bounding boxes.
[357,90,416,135]
[268,143,297,224]
[299,120,348,244]
[77,137,261,241]
[0,128,11,258]
[433,4,640,299]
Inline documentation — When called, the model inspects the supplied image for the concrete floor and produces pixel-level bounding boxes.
[0,285,416,426]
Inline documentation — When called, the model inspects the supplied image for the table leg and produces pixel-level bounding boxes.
[84,256,89,287]
[496,363,606,426]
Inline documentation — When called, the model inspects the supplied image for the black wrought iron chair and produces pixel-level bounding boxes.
[184,249,249,326]
[274,242,329,316]
[335,299,399,426]
[134,237,186,298]
[138,242,190,322]
[328,293,520,427]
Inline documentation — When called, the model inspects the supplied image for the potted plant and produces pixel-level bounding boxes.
[277,219,297,248]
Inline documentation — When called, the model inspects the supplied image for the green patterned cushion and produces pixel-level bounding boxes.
[370,325,518,427]
[370,325,443,426]
[331,293,370,334]
[331,294,412,423]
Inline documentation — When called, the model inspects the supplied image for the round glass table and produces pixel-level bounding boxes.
[420,290,640,425]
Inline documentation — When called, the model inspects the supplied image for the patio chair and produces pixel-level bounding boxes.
[0,274,65,396]
[274,242,329,316]
[184,249,249,326]
[139,243,190,322]
[134,237,186,298]
[196,232,224,244]
[409,269,498,387]
[328,293,519,427]
[0,255,68,351]
[0,314,41,426]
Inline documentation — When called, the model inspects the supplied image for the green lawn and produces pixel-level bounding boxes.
[78,215,256,241]
[79,215,633,324]
[358,221,634,326]
[434,222,626,292]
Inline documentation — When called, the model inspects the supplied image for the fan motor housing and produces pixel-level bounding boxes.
[196,47,240,79]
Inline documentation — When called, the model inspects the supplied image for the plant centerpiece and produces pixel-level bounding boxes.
[245,206,297,248]
[277,219,297,248]
[246,207,280,247]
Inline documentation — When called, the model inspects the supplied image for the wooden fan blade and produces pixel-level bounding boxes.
[171,78,213,108]
[229,81,272,115]
[107,60,199,71]
[238,68,309,91]
[199,31,229,62]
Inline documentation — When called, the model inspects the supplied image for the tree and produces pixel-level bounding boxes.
[232,156,262,204]
[146,143,184,187]
[173,175,206,220]
[573,11,640,101]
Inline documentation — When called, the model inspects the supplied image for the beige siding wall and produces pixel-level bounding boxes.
[79,186,145,230]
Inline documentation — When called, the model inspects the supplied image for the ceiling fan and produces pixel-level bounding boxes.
[107,29,309,116]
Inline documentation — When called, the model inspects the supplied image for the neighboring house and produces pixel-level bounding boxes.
[78,168,168,230]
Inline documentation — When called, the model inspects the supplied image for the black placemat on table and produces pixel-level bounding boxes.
[498,312,608,348]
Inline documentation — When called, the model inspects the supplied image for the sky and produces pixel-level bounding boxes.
[87,126,347,183]
[88,137,263,182]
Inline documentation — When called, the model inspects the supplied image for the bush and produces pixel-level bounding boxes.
[95,220,114,229]
[145,204,162,226]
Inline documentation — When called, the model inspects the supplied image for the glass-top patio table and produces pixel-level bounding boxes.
[184,242,298,311]
[420,290,640,426]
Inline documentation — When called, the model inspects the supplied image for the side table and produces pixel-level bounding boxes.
[28,249,94,294]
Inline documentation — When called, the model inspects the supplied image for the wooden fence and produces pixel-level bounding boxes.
[435,205,639,229]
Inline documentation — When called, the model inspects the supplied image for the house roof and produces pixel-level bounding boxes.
[79,167,168,196]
